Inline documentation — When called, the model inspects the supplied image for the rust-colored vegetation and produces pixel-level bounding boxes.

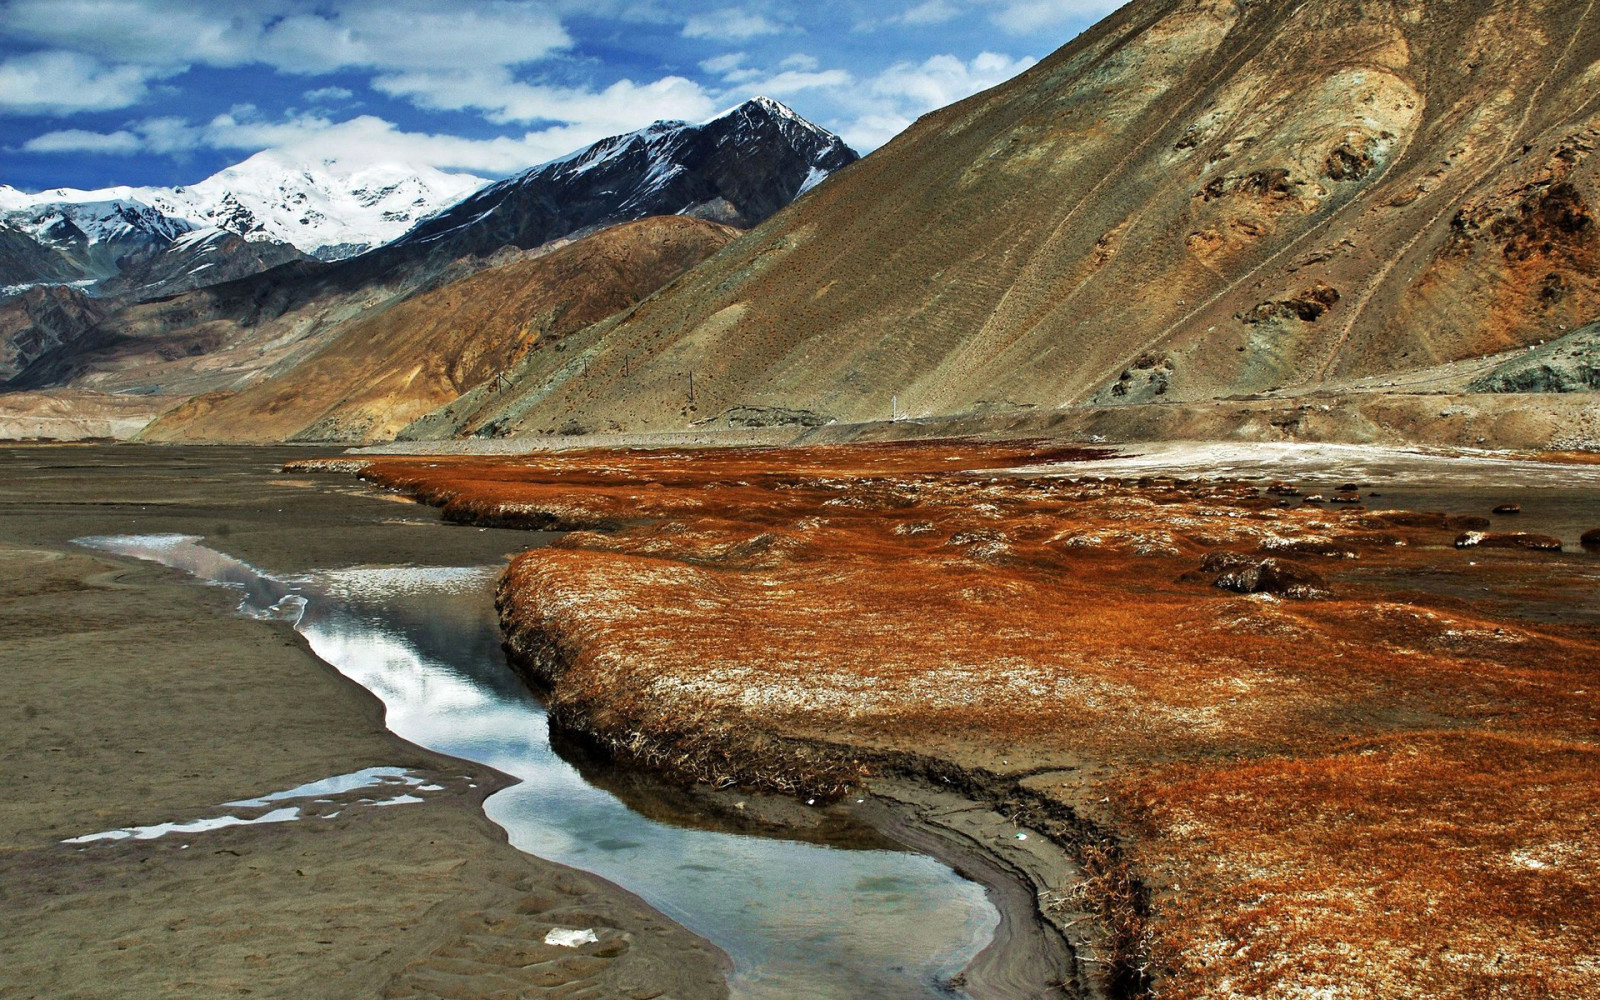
[293,441,1600,998]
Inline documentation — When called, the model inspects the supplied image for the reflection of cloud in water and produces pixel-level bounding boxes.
[73,539,999,1000]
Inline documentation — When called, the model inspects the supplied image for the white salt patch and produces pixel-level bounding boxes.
[371,794,425,807]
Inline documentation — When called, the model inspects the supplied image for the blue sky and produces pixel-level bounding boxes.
[0,1,1123,191]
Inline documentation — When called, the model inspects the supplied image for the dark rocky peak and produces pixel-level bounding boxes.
[387,97,858,261]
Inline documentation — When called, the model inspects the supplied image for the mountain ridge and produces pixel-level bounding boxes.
[422,0,1600,441]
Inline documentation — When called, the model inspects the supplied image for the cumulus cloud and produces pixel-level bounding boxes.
[0,51,156,115]
[373,68,720,139]
[701,51,848,96]
[834,51,1037,150]
[303,86,355,104]
[21,103,740,176]
[682,9,786,41]
[699,52,749,76]
[981,0,1124,34]
[20,127,143,154]
[2,0,572,75]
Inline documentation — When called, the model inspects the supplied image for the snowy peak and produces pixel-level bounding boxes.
[141,151,489,260]
[2,153,488,262]
[2,197,193,247]
[392,98,858,259]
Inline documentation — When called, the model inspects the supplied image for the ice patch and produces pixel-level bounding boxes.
[223,766,423,808]
[371,793,425,807]
[65,807,302,844]
[544,928,599,948]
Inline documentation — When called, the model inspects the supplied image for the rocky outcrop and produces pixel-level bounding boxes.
[0,286,106,384]
[1468,320,1600,393]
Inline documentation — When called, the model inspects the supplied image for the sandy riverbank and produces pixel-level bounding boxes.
[0,445,727,1000]
[306,440,1600,999]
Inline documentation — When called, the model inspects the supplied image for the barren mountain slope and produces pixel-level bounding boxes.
[437,0,1600,438]
[145,217,738,442]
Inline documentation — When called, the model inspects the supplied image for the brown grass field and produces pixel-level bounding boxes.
[293,442,1600,999]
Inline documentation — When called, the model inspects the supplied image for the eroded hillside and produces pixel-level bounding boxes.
[145,217,738,443]
[435,0,1600,438]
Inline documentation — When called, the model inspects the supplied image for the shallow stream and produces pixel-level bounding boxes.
[76,534,998,1000]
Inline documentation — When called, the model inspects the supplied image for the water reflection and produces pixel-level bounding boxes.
[77,534,998,1000]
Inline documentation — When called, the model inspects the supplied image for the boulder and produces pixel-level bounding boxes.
[1492,503,1522,515]
[1198,552,1332,599]
[1581,528,1600,548]
[1454,531,1563,552]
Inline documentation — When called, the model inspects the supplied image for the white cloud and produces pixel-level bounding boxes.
[682,9,785,41]
[0,51,156,115]
[21,127,143,154]
[20,99,739,177]
[982,0,1124,35]
[2,0,571,76]
[700,52,844,94]
[747,69,853,97]
[699,52,748,75]
[304,86,355,104]
[834,51,1037,150]
[373,68,720,139]
[256,1,571,75]
[899,1,963,26]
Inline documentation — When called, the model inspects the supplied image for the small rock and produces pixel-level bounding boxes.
[1303,494,1327,504]
[1582,528,1600,548]
[1493,503,1522,515]
[1454,532,1562,552]
[1200,552,1332,599]
[1265,482,1300,497]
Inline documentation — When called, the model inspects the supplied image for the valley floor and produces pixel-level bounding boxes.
[0,446,726,1000]
[310,439,1600,999]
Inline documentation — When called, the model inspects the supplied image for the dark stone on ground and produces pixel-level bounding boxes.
[1197,552,1332,599]
[1454,532,1563,552]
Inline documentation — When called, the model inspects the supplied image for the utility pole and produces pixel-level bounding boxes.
[687,370,696,403]
[891,394,898,421]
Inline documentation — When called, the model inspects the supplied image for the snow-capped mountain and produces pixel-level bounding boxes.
[0,189,308,301]
[2,152,488,262]
[392,97,857,260]
[0,195,205,296]
[0,194,194,247]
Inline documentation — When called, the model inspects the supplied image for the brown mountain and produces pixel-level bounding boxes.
[429,0,1600,441]
[143,217,738,442]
